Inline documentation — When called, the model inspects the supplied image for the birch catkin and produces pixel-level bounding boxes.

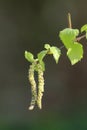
[28,63,37,110]
[37,63,44,109]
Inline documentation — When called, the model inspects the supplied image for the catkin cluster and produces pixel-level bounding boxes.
[28,62,44,110]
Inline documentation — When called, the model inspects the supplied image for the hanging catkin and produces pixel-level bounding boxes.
[28,63,37,110]
[37,63,44,109]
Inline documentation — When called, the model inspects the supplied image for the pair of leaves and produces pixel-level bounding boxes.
[25,44,61,71]
[59,28,83,65]
[24,50,46,71]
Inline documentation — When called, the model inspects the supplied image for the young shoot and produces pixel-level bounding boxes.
[25,13,87,110]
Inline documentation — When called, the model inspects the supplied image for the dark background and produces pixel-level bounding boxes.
[0,0,87,130]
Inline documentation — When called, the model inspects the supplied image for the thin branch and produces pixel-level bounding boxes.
[75,34,86,42]
[67,13,72,28]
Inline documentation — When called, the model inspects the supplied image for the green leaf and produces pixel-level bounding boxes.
[37,50,47,62]
[44,44,51,50]
[50,46,61,63]
[59,28,79,49]
[67,42,83,65]
[59,28,83,65]
[81,24,87,32]
[25,51,34,63]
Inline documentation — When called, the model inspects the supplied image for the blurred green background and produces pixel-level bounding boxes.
[0,0,87,130]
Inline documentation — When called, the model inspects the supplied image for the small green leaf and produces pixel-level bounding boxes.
[50,46,61,63]
[44,44,51,50]
[59,28,79,49]
[25,51,34,63]
[37,50,47,62]
[81,24,87,32]
[67,42,83,65]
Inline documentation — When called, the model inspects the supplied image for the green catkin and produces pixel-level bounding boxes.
[37,63,44,109]
[28,63,37,110]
